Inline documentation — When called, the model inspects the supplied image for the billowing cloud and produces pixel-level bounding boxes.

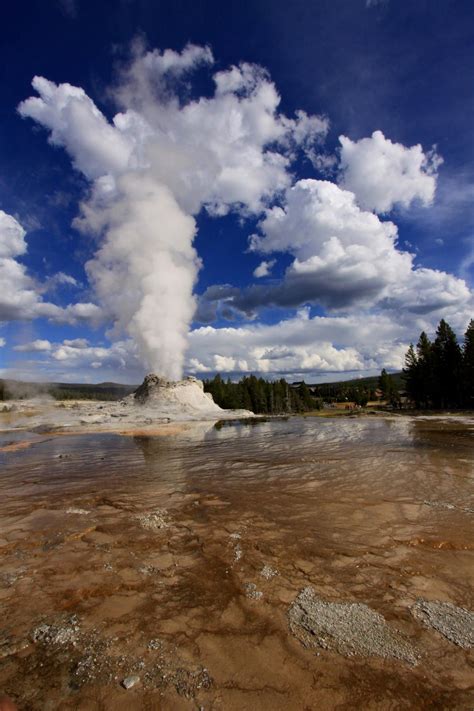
[1,336,142,383]
[6,336,140,381]
[249,179,408,310]
[6,298,473,383]
[244,179,406,310]
[16,311,407,381]
[0,337,5,348]
[18,77,133,180]
[377,267,472,334]
[194,174,472,332]
[51,338,139,370]
[338,130,441,213]
[188,302,474,380]
[13,339,52,352]
[19,45,328,379]
[0,209,42,321]
[240,179,471,316]
[0,209,101,324]
[19,56,328,217]
[11,46,471,385]
[251,179,400,260]
[188,309,410,379]
[0,210,28,258]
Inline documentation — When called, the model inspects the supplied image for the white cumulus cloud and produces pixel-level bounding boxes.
[253,260,276,278]
[187,309,409,379]
[18,77,133,180]
[0,209,101,324]
[244,179,470,317]
[13,339,52,352]
[338,130,442,213]
[248,179,410,309]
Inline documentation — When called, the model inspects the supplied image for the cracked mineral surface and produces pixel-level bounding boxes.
[0,413,473,709]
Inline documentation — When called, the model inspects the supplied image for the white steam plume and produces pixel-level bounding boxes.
[79,175,198,380]
[18,44,328,379]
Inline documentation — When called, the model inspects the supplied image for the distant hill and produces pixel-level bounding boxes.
[0,379,137,401]
[1,371,404,403]
[291,372,404,401]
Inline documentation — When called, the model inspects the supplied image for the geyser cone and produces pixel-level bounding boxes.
[133,373,224,416]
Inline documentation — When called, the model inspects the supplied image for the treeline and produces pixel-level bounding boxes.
[310,379,373,403]
[203,374,322,414]
[204,373,397,412]
[403,319,474,409]
[49,382,136,400]
[310,372,403,403]
[312,382,373,407]
[0,380,136,401]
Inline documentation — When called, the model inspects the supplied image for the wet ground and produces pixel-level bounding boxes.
[0,415,473,709]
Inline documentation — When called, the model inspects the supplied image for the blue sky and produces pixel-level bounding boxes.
[0,0,473,383]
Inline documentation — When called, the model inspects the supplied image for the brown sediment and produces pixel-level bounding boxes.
[118,425,187,437]
[0,423,189,439]
[35,423,189,437]
[0,441,37,453]
[0,416,473,709]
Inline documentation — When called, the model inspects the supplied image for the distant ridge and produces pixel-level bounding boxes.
[1,371,404,402]
[0,378,137,401]
[291,372,403,389]
[291,372,404,399]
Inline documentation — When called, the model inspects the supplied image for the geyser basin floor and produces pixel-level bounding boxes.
[0,417,473,709]
[0,393,254,439]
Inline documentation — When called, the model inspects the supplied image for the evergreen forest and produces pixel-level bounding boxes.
[403,318,474,409]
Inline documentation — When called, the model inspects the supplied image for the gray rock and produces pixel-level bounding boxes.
[79,416,106,425]
[31,618,80,647]
[243,582,263,600]
[412,599,474,649]
[136,509,169,531]
[260,564,278,580]
[122,674,140,689]
[288,587,417,664]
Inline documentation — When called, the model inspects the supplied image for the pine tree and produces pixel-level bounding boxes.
[416,331,433,408]
[378,369,392,401]
[298,382,314,409]
[432,319,462,408]
[378,369,400,407]
[462,319,474,408]
[352,387,369,407]
[403,344,420,406]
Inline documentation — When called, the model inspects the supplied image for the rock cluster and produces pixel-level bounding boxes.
[288,587,418,664]
[412,599,474,649]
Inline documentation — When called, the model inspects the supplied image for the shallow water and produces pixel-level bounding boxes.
[0,416,473,709]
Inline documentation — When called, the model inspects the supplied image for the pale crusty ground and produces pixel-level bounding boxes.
[0,397,255,440]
